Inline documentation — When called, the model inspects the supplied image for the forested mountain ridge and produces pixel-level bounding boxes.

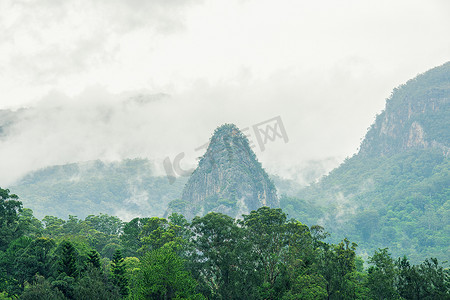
[10,159,187,220]
[167,124,278,219]
[293,62,450,263]
[360,62,449,156]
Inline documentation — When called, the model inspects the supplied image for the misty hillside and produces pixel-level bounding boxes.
[10,159,188,220]
[9,158,300,221]
[293,62,449,263]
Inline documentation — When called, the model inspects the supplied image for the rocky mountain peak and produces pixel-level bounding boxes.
[359,62,450,156]
[167,123,278,219]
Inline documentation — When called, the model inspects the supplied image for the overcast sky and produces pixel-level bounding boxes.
[0,0,449,186]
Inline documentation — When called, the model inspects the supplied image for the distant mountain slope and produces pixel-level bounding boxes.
[360,62,449,156]
[292,62,450,263]
[10,159,187,220]
[167,124,278,219]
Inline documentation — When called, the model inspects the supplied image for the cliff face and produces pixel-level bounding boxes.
[359,62,450,156]
[168,124,278,219]
[295,62,450,263]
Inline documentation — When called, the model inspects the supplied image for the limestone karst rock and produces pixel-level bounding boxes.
[167,124,278,219]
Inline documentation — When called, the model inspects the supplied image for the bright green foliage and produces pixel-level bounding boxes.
[0,292,11,300]
[42,215,66,237]
[140,217,173,252]
[111,249,128,296]
[129,245,202,300]
[123,256,140,283]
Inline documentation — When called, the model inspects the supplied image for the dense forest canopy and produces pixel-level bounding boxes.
[0,187,448,299]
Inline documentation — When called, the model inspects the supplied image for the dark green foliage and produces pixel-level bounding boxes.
[0,188,22,251]
[367,248,400,299]
[87,249,101,269]
[52,274,75,299]
[241,207,290,298]
[21,275,66,300]
[190,212,253,299]
[0,188,448,299]
[120,217,149,257]
[111,249,128,296]
[396,256,450,299]
[12,237,56,288]
[318,239,363,299]
[282,274,327,300]
[74,267,121,300]
[58,241,79,278]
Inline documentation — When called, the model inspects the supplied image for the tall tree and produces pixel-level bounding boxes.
[318,238,363,299]
[87,249,101,270]
[241,207,290,299]
[13,237,56,288]
[190,212,253,299]
[129,245,202,300]
[366,248,400,299]
[58,240,79,278]
[0,188,22,251]
[120,217,149,257]
[111,249,128,296]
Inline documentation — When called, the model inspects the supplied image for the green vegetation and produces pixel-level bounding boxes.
[175,123,278,219]
[282,62,450,264]
[10,159,187,220]
[284,148,449,264]
[1,188,448,299]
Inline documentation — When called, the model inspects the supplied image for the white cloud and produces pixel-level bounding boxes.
[0,0,448,186]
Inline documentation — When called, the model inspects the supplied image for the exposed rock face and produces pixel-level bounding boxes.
[359,62,450,156]
[167,124,278,219]
[407,121,427,148]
